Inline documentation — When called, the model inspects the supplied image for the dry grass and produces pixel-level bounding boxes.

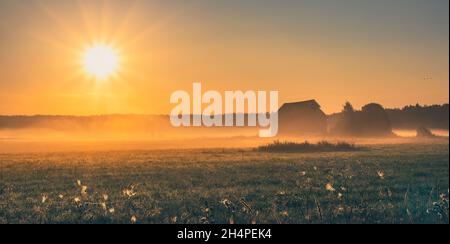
[0,143,448,224]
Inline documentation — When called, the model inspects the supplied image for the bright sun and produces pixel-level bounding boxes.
[83,44,119,80]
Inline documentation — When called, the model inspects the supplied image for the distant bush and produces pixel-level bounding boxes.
[257,140,358,153]
[416,127,436,138]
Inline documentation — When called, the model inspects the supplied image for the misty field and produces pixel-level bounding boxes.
[0,142,448,224]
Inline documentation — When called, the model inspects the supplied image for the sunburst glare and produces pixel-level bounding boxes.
[82,44,120,80]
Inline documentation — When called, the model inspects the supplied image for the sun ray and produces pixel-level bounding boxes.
[75,0,96,42]
[34,0,85,47]
[109,0,142,44]
[118,6,186,50]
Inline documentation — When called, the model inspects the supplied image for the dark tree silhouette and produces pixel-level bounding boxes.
[385,104,449,129]
[330,102,393,137]
[343,102,354,114]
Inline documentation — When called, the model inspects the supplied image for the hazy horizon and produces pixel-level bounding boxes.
[0,101,448,117]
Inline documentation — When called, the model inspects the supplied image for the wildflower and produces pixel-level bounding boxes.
[251,211,259,224]
[338,193,343,199]
[41,194,48,204]
[74,197,81,204]
[102,194,109,201]
[277,191,286,196]
[299,171,306,176]
[58,194,64,199]
[229,216,235,224]
[109,208,115,214]
[123,189,135,197]
[325,183,336,192]
[101,202,107,211]
[221,199,232,208]
[131,215,137,224]
[377,170,385,179]
[313,166,318,171]
[81,185,88,195]
[76,180,82,187]
[171,216,178,223]
[123,186,137,198]
[280,210,289,217]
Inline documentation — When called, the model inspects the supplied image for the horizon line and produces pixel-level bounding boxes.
[0,102,448,118]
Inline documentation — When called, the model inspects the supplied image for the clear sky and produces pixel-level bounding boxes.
[0,0,448,115]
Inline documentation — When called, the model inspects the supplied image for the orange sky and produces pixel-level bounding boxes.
[0,0,448,115]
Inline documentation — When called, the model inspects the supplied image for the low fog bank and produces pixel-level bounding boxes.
[0,112,448,153]
[0,128,447,153]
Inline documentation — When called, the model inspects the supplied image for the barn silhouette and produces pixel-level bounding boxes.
[278,100,327,135]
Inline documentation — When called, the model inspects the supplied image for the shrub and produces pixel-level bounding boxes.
[257,140,358,153]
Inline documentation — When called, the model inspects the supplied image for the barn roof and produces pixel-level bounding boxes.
[279,99,322,111]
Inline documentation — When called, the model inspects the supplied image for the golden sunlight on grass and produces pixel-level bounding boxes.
[83,44,120,80]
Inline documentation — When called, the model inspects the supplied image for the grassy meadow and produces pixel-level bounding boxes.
[0,142,448,224]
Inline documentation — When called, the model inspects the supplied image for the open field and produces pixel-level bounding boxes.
[0,142,448,224]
